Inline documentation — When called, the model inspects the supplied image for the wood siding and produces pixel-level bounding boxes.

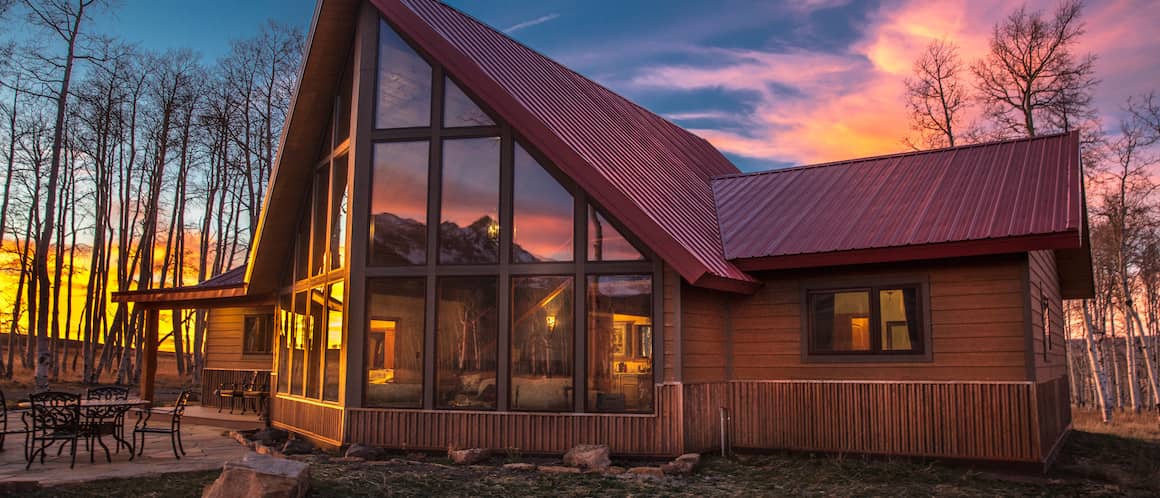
[1029,250,1068,382]
[345,384,683,455]
[201,369,271,410]
[270,395,345,445]
[681,284,729,383]
[662,267,679,383]
[1036,375,1072,460]
[730,256,1030,381]
[205,306,276,371]
[725,380,1047,462]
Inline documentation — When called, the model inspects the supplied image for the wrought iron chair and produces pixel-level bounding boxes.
[216,372,256,414]
[26,391,81,470]
[0,390,32,462]
[85,386,131,454]
[241,372,269,417]
[133,390,191,459]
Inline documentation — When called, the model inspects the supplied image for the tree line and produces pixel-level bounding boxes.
[0,0,303,389]
[903,0,1160,421]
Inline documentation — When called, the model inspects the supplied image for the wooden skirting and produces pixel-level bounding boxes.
[1034,376,1071,461]
[200,369,271,409]
[270,395,345,445]
[345,384,682,455]
[723,379,1068,463]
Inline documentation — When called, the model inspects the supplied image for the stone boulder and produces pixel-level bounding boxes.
[203,452,310,498]
[281,438,314,456]
[627,466,665,479]
[502,462,537,471]
[661,453,701,475]
[563,444,611,470]
[448,448,489,465]
[538,465,581,474]
[345,443,387,460]
[252,428,290,445]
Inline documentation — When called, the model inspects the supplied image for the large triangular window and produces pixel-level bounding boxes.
[513,143,572,262]
[376,20,431,129]
[444,77,494,128]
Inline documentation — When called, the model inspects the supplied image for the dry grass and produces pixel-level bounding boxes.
[1,353,192,407]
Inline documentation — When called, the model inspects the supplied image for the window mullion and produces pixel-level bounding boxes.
[869,287,881,353]
[498,126,513,411]
[574,190,587,413]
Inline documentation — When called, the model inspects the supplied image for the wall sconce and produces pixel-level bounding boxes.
[546,314,557,333]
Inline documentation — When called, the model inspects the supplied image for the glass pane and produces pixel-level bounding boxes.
[294,214,309,280]
[513,144,573,263]
[810,291,871,352]
[243,315,273,354]
[366,278,426,409]
[323,282,344,402]
[436,277,499,409]
[588,207,644,261]
[311,165,330,276]
[443,77,494,127]
[511,276,574,411]
[277,294,291,393]
[439,138,500,264]
[306,287,325,399]
[330,155,349,270]
[376,20,431,129]
[371,141,429,265]
[880,288,919,352]
[587,275,653,412]
[290,290,309,396]
[337,55,353,143]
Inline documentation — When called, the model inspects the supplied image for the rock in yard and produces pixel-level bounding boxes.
[502,462,537,471]
[627,466,665,479]
[563,444,611,470]
[203,452,310,498]
[538,465,581,474]
[253,428,290,445]
[448,448,489,465]
[255,443,282,457]
[604,466,626,475]
[281,438,315,456]
[345,443,386,460]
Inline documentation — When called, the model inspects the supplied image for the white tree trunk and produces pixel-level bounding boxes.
[1082,301,1113,423]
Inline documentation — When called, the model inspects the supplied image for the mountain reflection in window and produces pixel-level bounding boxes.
[371,141,429,266]
[439,137,500,264]
[513,143,572,263]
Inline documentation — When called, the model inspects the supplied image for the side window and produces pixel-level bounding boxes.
[244,314,275,355]
[804,283,927,360]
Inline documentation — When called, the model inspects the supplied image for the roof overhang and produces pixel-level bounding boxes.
[109,284,271,309]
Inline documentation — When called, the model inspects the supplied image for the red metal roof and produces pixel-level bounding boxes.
[376,0,757,292]
[713,132,1085,268]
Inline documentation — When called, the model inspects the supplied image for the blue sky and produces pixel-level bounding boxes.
[89,0,1160,172]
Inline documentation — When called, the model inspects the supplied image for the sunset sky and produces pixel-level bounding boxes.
[97,0,1160,172]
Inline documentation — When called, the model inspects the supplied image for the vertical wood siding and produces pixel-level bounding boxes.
[270,396,345,445]
[726,380,1046,462]
[344,384,682,455]
[1035,376,1072,459]
[200,369,271,409]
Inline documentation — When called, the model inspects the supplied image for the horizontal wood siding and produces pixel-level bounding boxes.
[345,384,682,455]
[663,267,679,383]
[205,306,275,371]
[732,256,1029,381]
[1036,376,1072,459]
[200,369,271,409]
[270,396,345,445]
[728,380,1043,462]
[682,284,729,383]
[1029,250,1067,382]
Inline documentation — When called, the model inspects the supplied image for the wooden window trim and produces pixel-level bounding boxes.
[243,313,275,355]
[800,274,933,363]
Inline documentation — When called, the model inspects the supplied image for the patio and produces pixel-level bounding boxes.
[0,410,248,486]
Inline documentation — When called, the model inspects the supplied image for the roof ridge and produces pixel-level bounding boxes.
[711,131,1076,181]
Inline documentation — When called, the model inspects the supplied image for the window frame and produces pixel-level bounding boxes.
[243,313,276,356]
[800,274,932,363]
[1041,297,1051,362]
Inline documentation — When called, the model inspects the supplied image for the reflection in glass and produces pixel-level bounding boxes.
[371,141,429,265]
[330,155,348,270]
[323,282,344,402]
[513,144,573,263]
[443,77,494,127]
[439,138,500,264]
[306,287,324,399]
[588,207,644,261]
[366,279,425,408]
[376,20,431,129]
[311,165,329,275]
[809,290,871,352]
[511,276,574,411]
[587,275,653,412]
[436,277,498,409]
[290,290,308,396]
[277,294,291,394]
[880,288,919,352]
[294,215,308,280]
[337,54,353,143]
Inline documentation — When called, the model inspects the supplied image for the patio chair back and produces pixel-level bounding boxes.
[29,391,81,434]
[171,390,192,428]
[86,386,130,401]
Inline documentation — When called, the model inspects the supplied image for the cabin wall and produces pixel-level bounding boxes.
[1029,250,1068,382]
[204,305,276,371]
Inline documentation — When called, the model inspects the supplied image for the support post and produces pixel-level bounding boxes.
[142,308,159,402]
